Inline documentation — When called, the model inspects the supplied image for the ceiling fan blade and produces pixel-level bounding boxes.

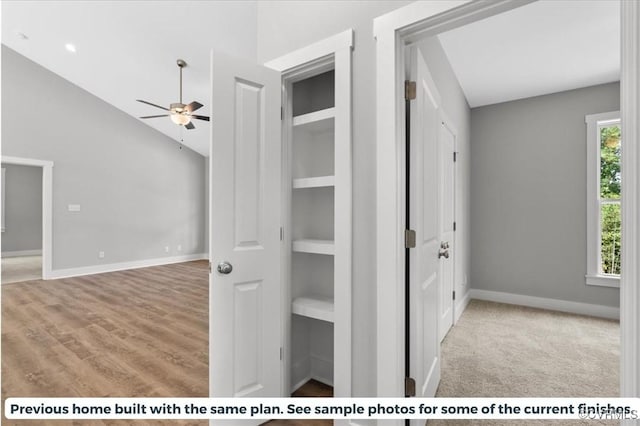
[136,99,169,111]
[191,115,210,121]
[185,101,204,113]
[140,114,170,119]
[185,121,196,130]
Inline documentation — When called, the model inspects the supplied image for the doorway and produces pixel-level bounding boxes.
[209,30,354,415]
[1,163,43,283]
[0,156,53,282]
[374,0,639,409]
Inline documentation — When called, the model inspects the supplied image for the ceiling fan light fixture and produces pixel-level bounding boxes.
[170,112,191,126]
[137,59,208,130]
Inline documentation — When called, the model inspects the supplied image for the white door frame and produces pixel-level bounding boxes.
[265,29,354,400]
[1,155,54,280]
[373,0,640,414]
[619,0,640,403]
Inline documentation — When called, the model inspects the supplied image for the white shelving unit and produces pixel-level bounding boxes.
[292,107,335,129]
[292,296,334,323]
[293,176,335,189]
[286,68,343,395]
[292,239,335,255]
[270,28,352,401]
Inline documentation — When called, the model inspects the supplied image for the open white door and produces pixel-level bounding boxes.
[210,51,282,410]
[438,121,455,341]
[408,46,441,410]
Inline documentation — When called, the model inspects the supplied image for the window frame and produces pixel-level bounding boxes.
[585,110,621,288]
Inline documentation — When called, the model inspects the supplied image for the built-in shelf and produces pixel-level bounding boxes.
[292,296,334,323]
[293,107,335,132]
[293,175,335,189]
[292,239,335,255]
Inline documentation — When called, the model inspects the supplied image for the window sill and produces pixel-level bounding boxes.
[586,274,620,288]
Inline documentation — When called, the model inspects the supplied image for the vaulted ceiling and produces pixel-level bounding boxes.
[2,1,622,156]
[2,1,257,156]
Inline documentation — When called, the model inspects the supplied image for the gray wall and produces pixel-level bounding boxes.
[2,46,206,270]
[418,36,472,302]
[470,82,620,307]
[1,164,43,253]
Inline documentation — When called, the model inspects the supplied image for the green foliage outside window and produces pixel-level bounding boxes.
[600,125,621,275]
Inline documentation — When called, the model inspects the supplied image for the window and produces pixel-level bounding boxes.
[586,111,621,287]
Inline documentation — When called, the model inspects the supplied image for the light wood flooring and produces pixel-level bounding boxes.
[2,255,42,284]
[2,260,209,426]
[262,380,333,426]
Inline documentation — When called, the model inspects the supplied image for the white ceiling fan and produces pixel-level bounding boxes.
[137,59,209,129]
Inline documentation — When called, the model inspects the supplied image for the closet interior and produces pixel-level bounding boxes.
[285,64,349,398]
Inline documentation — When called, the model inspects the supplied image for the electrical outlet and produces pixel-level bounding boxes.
[164,246,170,253]
[177,244,182,252]
[98,251,105,259]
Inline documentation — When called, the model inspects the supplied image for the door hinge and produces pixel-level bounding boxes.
[280,347,283,361]
[280,227,284,241]
[281,107,283,120]
[453,290,456,301]
[453,152,458,162]
[208,261,212,273]
[405,377,416,397]
[405,80,416,101]
[405,229,416,248]
[453,221,457,232]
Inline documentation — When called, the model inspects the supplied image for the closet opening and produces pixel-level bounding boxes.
[287,67,336,397]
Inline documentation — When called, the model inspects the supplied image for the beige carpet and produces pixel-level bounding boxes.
[429,299,619,425]
[1,255,42,284]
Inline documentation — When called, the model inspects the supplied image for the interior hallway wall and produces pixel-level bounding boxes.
[470,82,620,307]
[2,46,206,271]
[1,164,43,254]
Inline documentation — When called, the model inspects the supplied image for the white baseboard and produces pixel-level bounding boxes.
[470,289,620,320]
[454,288,471,323]
[2,249,42,258]
[48,253,208,280]
[310,353,334,387]
[291,375,313,394]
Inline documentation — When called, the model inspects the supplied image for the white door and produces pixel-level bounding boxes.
[408,46,441,408]
[438,122,455,341]
[210,51,282,410]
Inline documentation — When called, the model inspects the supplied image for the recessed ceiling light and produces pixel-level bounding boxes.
[65,43,76,53]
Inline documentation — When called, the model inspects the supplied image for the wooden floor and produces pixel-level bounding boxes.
[2,260,209,426]
[262,380,333,426]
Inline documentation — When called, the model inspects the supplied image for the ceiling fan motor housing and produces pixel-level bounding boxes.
[170,103,187,114]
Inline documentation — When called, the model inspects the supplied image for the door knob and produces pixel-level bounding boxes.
[217,261,233,274]
[440,241,450,249]
[438,249,449,259]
